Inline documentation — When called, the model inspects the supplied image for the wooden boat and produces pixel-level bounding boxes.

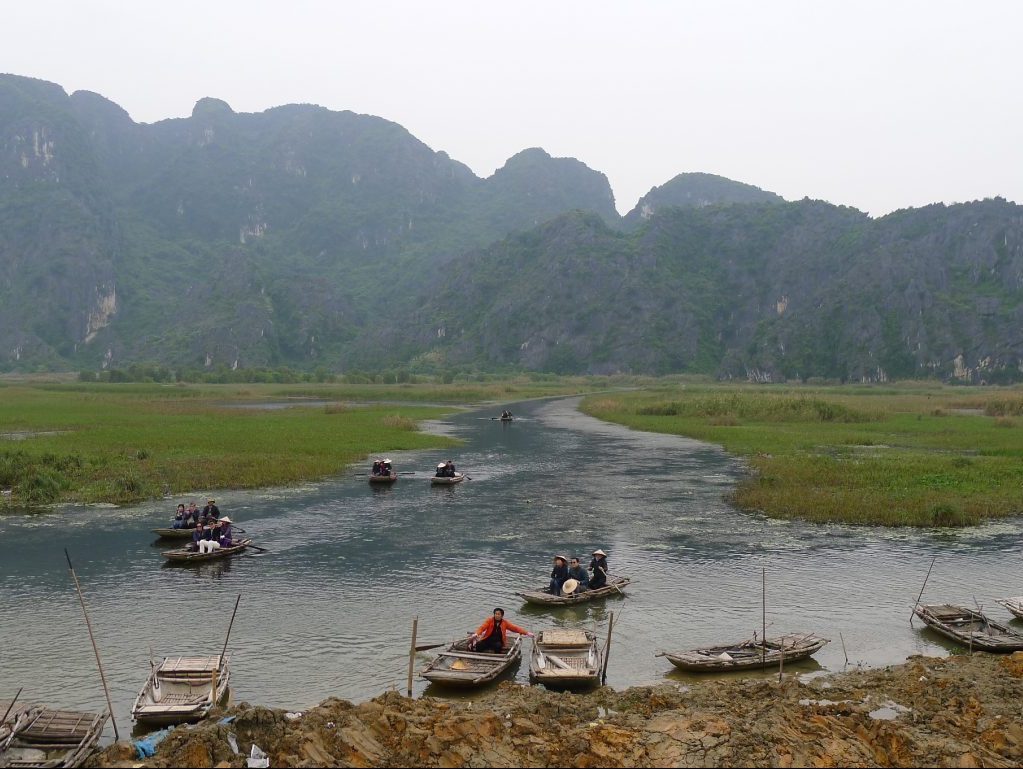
[0,701,38,746]
[368,473,398,484]
[914,604,1023,652]
[0,706,107,768]
[430,473,465,485]
[996,597,1023,621]
[162,539,252,563]
[529,629,601,688]
[518,577,630,606]
[421,637,521,687]
[499,416,513,422]
[658,633,830,672]
[151,527,195,539]
[132,655,230,725]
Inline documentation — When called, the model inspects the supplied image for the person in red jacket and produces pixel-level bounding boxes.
[469,608,534,653]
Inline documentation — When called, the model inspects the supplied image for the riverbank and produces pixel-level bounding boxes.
[89,651,1023,768]
[581,384,1023,526]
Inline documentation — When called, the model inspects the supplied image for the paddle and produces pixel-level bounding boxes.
[247,543,269,553]
[414,642,448,652]
[599,567,623,595]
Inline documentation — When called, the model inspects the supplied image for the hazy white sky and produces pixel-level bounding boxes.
[4,0,1021,215]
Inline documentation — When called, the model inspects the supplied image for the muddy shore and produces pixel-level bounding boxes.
[88,652,1023,768]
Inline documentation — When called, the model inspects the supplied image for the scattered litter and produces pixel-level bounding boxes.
[247,744,270,768]
[717,652,734,661]
[133,726,173,759]
[284,711,303,720]
[325,721,335,729]
[219,715,237,724]
[227,734,239,754]
[868,701,912,721]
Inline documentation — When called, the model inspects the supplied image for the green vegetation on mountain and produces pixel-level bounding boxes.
[2,73,1022,383]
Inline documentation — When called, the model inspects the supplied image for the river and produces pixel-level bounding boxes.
[1,396,1022,735]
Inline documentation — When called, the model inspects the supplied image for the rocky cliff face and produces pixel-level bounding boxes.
[623,172,784,228]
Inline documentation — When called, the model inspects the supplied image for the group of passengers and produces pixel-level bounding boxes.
[370,458,394,477]
[548,549,610,596]
[170,498,236,553]
[434,460,458,477]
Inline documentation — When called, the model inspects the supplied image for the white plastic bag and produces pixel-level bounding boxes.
[247,744,270,768]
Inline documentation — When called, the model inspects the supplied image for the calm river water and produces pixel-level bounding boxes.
[2,396,1022,735]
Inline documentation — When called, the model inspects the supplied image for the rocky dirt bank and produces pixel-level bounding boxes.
[89,653,1023,768]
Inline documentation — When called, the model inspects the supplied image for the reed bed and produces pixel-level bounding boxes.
[581,384,1023,527]
[0,383,463,508]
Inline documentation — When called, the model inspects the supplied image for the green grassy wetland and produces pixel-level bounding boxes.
[0,378,589,508]
[581,383,1023,527]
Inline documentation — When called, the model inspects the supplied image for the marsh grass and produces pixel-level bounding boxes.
[582,384,1023,527]
[0,383,469,507]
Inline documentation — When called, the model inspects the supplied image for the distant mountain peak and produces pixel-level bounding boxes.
[625,172,783,224]
[191,97,234,118]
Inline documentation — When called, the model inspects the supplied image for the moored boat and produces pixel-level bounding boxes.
[151,527,195,540]
[517,577,630,606]
[658,633,829,672]
[430,473,465,486]
[914,604,1023,652]
[131,655,230,726]
[0,706,107,768]
[162,539,252,564]
[421,637,521,687]
[529,629,601,688]
[996,597,1023,621]
[368,473,398,484]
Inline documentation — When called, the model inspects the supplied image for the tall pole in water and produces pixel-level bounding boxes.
[407,616,419,698]
[910,556,937,626]
[65,549,119,740]
[762,568,767,669]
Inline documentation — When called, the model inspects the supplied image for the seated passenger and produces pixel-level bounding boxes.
[382,458,393,475]
[372,460,382,476]
[444,460,456,477]
[218,516,234,547]
[188,502,200,527]
[190,525,205,552]
[567,557,589,592]
[172,503,186,529]
[198,524,221,554]
[468,608,533,653]
[435,462,447,477]
[549,555,569,595]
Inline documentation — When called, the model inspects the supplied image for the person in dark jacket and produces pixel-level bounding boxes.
[201,498,220,522]
[172,503,186,529]
[567,558,589,592]
[188,502,200,527]
[190,525,205,552]
[549,555,569,595]
[588,549,609,589]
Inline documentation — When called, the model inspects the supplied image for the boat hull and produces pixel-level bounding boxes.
[529,629,601,689]
[132,656,231,725]
[996,598,1023,621]
[1,707,107,769]
[430,473,465,485]
[368,474,397,484]
[661,634,829,672]
[152,527,195,539]
[915,604,1023,652]
[162,539,252,563]
[518,577,630,606]
[421,638,521,687]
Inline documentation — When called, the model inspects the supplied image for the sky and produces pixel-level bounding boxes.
[3,0,1021,216]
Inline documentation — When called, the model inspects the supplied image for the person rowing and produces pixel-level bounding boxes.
[588,548,609,589]
[218,516,234,547]
[468,608,533,653]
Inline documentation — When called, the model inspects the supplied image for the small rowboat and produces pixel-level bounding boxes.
[658,633,829,672]
[151,527,195,539]
[914,604,1023,652]
[162,539,252,563]
[421,637,521,687]
[518,577,630,606]
[368,473,397,484]
[0,705,107,768]
[529,629,601,688]
[132,655,230,725]
[996,597,1023,620]
[430,473,465,485]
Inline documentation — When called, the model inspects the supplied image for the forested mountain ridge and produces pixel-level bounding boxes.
[2,72,1021,382]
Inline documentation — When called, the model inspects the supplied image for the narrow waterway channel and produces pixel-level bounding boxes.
[2,396,1021,735]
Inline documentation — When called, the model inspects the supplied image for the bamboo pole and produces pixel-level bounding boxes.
[214,595,242,705]
[761,568,766,670]
[407,616,419,698]
[64,549,119,741]
[1,687,23,726]
[839,632,848,666]
[601,612,615,685]
[909,555,937,626]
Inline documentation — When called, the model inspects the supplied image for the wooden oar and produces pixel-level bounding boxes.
[1,687,23,727]
[599,567,623,595]
[414,642,448,652]
[247,544,269,553]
